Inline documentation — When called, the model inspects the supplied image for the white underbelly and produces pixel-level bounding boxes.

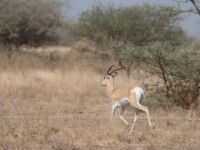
[118,98,131,108]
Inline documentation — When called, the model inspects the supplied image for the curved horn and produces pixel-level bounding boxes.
[113,61,123,72]
[107,61,123,77]
[107,65,115,75]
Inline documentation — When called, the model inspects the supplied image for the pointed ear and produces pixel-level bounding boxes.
[111,72,118,78]
[106,76,110,79]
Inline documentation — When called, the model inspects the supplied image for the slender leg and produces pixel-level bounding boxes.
[129,112,138,135]
[135,105,154,128]
[130,91,154,131]
[119,107,129,125]
[105,103,118,135]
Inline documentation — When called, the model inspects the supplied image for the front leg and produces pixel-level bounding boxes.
[105,102,118,135]
[119,107,129,125]
[129,112,138,135]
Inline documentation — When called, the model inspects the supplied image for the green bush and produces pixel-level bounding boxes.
[73,4,185,45]
[0,0,64,46]
[113,41,200,109]
[72,3,199,109]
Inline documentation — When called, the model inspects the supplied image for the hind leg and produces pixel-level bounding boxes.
[135,105,154,128]
[129,93,154,128]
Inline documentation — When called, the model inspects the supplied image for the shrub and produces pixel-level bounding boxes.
[113,41,200,109]
[0,0,64,46]
[73,4,185,45]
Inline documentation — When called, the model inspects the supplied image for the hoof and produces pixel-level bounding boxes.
[128,131,132,136]
[150,124,155,129]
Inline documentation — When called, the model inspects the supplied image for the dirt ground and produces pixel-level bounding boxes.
[1,109,200,150]
[0,46,200,150]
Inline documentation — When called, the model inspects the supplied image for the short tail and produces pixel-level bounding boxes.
[142,90,145,99]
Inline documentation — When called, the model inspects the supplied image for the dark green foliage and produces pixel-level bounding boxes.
[73,3,199,109]
[0,0,63,46]
[112,41,200,109]
[73,4,185,45]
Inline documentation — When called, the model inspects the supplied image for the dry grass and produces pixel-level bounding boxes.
[0,46,200,150]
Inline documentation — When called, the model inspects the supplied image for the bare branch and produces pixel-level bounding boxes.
[174,0,200,15]
[189,0,200,15]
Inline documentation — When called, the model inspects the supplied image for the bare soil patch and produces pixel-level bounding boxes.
[0,46,200,150]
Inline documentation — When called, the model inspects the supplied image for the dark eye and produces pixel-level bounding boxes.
[103,77,106,79]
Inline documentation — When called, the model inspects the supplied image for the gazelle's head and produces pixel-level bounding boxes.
[101,61,122,86]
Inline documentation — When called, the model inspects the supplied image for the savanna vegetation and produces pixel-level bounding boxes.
[0,0,68,47]
[73,4,200,109]
[0,0,200,149]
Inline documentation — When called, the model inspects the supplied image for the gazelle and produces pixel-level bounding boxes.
[101,62,154,135]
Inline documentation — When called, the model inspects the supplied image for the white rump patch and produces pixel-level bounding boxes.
[131,87,144,104]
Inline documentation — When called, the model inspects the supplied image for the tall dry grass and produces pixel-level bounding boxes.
[0,47,200,149]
